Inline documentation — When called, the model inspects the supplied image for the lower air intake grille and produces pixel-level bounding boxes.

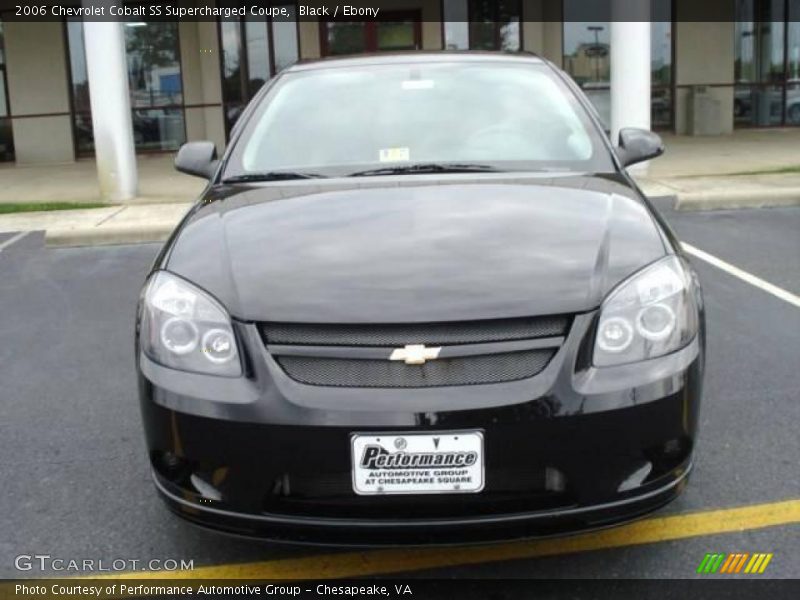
[276,349,556,388]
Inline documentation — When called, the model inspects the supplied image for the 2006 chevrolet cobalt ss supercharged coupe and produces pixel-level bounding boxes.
[136,52,705,544]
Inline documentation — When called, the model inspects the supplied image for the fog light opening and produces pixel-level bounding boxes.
[545,467,567,492]
[160,451,184,471]
[190,473,223,501]
[617,462,653,492]
[663,438,685,457]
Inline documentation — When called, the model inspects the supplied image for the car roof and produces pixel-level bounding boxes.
[286,51,546,72]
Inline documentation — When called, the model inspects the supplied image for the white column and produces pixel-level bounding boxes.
[82,7,137,202]
[610,1,651,143]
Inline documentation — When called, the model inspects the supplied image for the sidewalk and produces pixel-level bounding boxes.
[0,154,205,206]
[0,129,799,247]
[637,128,800,210]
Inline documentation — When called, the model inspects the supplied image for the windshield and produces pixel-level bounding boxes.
[224,61,614,179]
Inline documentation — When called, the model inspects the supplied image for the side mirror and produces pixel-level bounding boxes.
[616,128,664,168]
[174,141,218,179]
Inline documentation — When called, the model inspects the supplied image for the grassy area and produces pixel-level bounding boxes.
[685,165,800,178]
[0,202,108,215]
[728,165,800,176]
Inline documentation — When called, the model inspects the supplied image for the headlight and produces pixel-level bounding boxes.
[140,271,242,377]
[593,256,698,367]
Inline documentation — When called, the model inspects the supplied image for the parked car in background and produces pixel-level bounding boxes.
[734,82,800,124]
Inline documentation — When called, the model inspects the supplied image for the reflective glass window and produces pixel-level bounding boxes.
[66,20,186,154]
[0,19,14,162]
[220,6,299,134]
[563,0,673,129]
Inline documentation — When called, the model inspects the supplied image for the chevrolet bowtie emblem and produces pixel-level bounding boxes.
[389,344,442,365]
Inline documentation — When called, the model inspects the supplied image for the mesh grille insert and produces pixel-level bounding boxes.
[276,349,556,388]
[262,316,569,347]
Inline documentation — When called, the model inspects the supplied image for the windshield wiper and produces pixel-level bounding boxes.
[223,171,327,183]
[348,163,501,177]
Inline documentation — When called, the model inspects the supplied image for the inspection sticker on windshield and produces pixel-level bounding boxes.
[351,431,484,495]
[379,147,410,162]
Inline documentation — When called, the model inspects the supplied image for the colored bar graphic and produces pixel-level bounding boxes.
[699,552,773,575]
[697,553,726,573]
[711,554,725,573]
[696,553,713,573]
[720,554,737,573]
[734,553,749,573]
[758,553,773,573]
[744,554,760,573]
[728,552,742,573]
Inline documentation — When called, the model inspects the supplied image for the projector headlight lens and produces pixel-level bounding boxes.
[160,317,199,355]
[593,256,698,367]
[201,328,237,364]
[140,271,241,377]
[596,317,634,353]
[636,303,676,341]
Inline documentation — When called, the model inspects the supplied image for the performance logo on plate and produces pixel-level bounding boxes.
[351,431,484,495]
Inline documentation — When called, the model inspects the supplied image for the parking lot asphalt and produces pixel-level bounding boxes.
[0,202,798,580]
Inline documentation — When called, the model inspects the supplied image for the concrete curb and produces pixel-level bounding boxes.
[676,188,800,211]
[45,224,175,248]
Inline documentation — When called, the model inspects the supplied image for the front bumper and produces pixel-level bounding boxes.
[152,455,692,545]
[137,313,703,545]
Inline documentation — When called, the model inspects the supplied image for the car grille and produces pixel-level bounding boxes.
[275,349,556,388]
[260,316,569,389]
[261,316,569,347]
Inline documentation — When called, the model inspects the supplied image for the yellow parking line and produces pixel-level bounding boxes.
[86,498,800,580]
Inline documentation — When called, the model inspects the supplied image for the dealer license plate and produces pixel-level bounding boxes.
[351,431,484,495]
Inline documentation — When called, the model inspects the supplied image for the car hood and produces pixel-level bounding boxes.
[163,175,666,322]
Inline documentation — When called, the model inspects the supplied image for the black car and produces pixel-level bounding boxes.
[136,52,705,544]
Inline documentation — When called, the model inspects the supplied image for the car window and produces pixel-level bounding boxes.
[225,61,615,177]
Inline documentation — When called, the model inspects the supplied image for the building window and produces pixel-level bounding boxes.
[220,19,247,135]
[0,19,14,162]
[126,22,186,150]
[66,19,93,155]
[562,0,674,130]
[443,0,521,51]
[272,3,299,72]
[443,0,469,49]
[219,4,299,135]
[651,15,673,130]
[319,11,421,56]
[469,0,521,51]
[788,3,800,124]
[66,20,187,155]
[735,0,800,127]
